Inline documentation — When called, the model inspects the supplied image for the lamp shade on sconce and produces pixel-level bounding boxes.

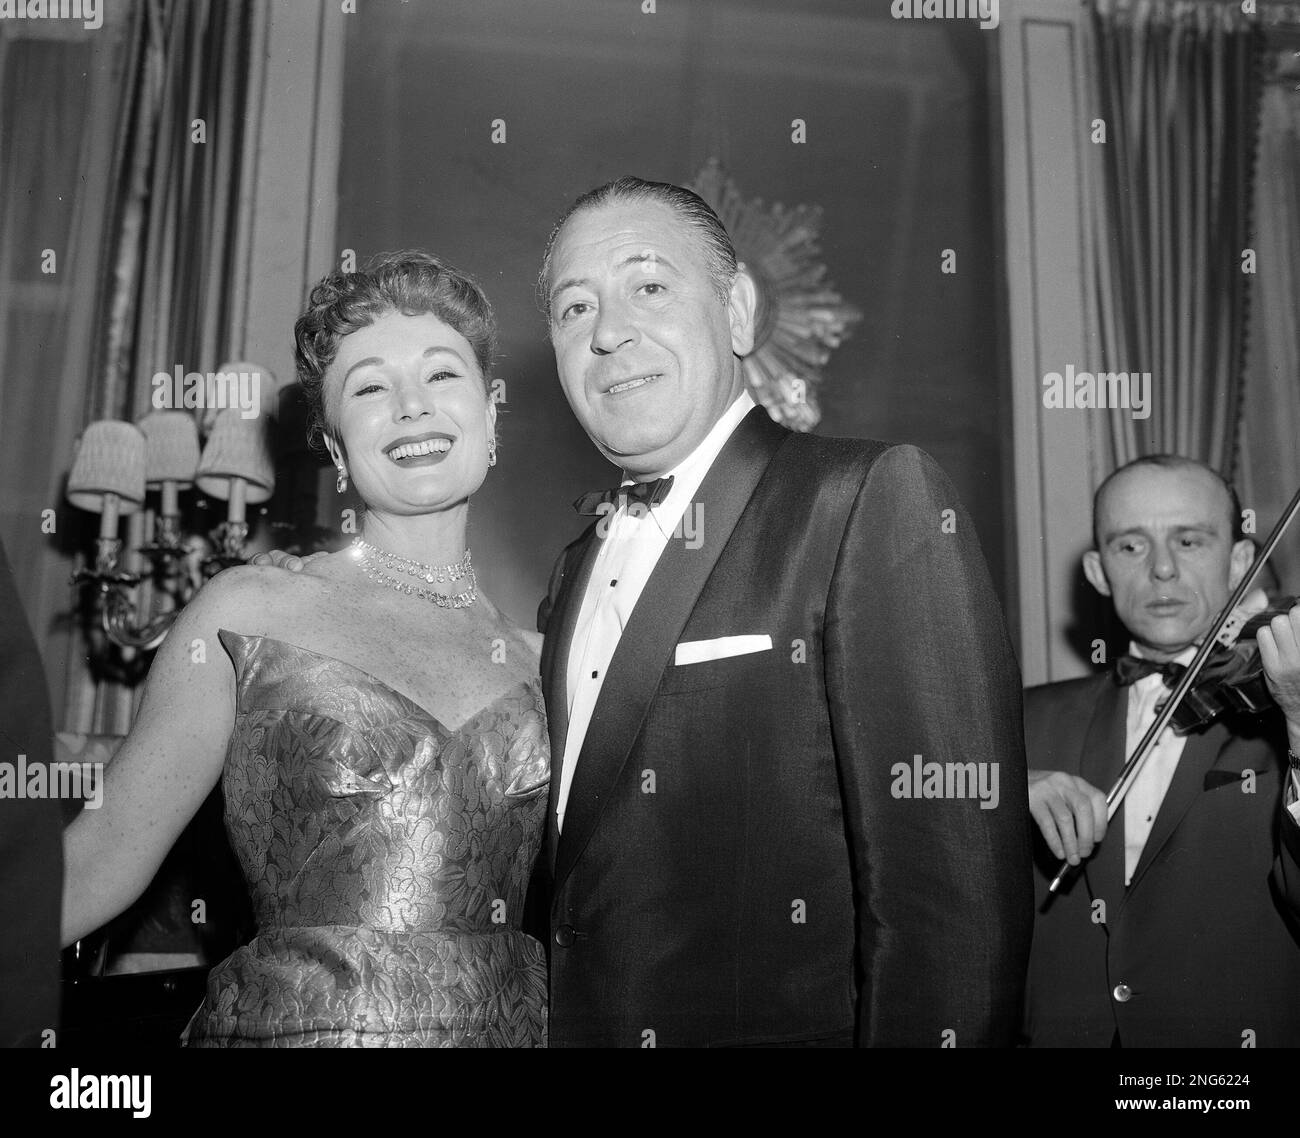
[196,409,275,504]
[66,421,147,515]
[138,410,200,487]
[196,361,276,432]
[213,360,275,398]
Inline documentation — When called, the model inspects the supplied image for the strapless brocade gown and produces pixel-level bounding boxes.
[182,631,550,1048]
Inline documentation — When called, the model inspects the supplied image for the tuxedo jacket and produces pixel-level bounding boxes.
[1023,672,1300,1047]
[0,538,61,1047]
[534,407,1033,1047]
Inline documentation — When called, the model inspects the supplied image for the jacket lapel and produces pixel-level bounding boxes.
[1080,676,1128,910]
[1125,721,1231,895]
[551,407,788,890]
[541,527,603,871]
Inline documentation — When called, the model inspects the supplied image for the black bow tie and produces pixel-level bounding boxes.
[573,476,674,517]
[1113,654,1188,687]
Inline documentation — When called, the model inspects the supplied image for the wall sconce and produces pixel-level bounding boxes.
[67,364,276,652]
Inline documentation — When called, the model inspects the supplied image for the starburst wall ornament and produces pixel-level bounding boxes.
[689,160,861,431]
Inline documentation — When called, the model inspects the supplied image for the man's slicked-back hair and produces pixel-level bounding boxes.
[536,175,739,321]
[1092,454,1245,547]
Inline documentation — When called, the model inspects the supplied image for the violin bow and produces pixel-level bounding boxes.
[1047,480,1300,894]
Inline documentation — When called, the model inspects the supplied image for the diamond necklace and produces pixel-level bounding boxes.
[351,536,472,583]
[351,537,478,608]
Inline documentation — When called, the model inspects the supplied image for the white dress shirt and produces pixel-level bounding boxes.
[1122,643,1194,886]
[555,390,757,832]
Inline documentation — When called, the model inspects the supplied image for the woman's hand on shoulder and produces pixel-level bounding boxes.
[247,548,328,573]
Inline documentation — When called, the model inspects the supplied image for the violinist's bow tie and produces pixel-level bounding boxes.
[573,476,674,517]
[1113,654,1187,687]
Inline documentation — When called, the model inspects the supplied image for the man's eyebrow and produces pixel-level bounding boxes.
[548,277,589,308]
[1102,522,1220,542]
[343,346,468,382]
[621,251,679,274]
[548,253,681,308]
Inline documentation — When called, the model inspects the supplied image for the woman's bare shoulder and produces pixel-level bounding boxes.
[179,562,318,633]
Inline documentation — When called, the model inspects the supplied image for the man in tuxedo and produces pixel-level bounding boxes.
[533,176,1032,1047]
[1023,455,1300,1047]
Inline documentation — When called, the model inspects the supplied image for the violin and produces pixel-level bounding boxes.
[1048,481,1300,894]
[1161,596,1297,735]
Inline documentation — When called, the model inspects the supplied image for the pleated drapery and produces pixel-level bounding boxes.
[91,0,266,427]
[1085,0,1260,476]
[1237,69,1300,586]
[77,0,267,733]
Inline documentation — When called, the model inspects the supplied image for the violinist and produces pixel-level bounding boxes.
[1023,455,1300,1047]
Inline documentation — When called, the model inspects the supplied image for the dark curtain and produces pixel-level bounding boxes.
[1238,41,1300,587]
[1086,0,1260,475]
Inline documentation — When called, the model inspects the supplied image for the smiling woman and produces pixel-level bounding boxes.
[60,251,552,1047]
[296,250,498,435]
[318,309,494,532]
[291,251,505,574]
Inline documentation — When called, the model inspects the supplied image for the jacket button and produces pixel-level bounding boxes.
[1112,983,1132,1003]
[555,924,577,947]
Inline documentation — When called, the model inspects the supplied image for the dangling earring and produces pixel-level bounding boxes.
[487,438,497,468]
[336,466,348,493]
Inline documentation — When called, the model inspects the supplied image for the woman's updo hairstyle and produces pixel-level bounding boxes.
[294,250,498,449]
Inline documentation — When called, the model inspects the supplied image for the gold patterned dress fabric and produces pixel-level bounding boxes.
[182,631,549,1047]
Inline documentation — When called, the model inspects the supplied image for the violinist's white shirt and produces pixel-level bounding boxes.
[1123,645,1194,886]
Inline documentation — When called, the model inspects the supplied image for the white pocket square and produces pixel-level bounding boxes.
[674,634,773,666]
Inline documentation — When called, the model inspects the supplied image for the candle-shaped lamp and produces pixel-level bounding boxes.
[196,407,275,557]
[66,421,147,542]
[138,410,200,528]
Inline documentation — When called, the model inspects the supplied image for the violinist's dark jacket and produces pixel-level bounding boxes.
[1023,672,1300,1047]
